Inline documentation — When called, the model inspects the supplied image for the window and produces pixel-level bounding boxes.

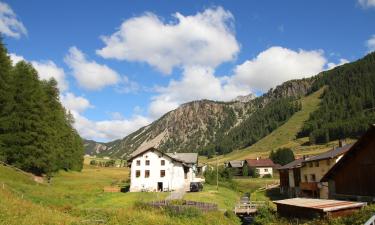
[264,168,268,172]
[304,175,308,182]
[311,174,316,182]
[136,160,140,166]
[145,160,150,166]
[161,160,165,166]
[160,170,165,177]
[135,170,140,178]
[315,161,319,167]
[309,162,313,167]
[145,170,150,178]
[326,159,331,166]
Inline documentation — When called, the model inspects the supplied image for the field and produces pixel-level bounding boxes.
[0,164,243,225]
[203,88,356,165]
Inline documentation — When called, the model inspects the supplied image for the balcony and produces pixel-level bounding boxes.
[300,182,318,191]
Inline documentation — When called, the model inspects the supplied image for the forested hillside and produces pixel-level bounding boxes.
[0,40,83,175]
[300,52,375,143]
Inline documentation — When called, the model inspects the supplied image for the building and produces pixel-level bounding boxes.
[274,198,366,219]
[299,143,352,199]
[321,125,375,202]
[127,147,198,192]
[246,157,277,177]
[278,158,304,197]
[225,160,246,176]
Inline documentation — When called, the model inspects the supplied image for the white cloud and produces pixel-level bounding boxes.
[327,58,350,70]
[115,76,140,93]
[65,46,120,90]
[366,34,375,52]
[96,7,239,74]
[31,60,69,92]
[232,46,327,93]
[149,66,249,118]
[0,2,27,38]
[61,92,93,113]
[9,53,69,92]
[72,111,150,141]
[358,0,375,8]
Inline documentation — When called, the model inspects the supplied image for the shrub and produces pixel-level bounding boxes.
[262,174,272,178]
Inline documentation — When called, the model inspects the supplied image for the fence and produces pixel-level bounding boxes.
[148,200,218,212]
[365,215,375,225]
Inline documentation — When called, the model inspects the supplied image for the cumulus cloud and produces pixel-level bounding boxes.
[231,46,327,93]
[358,0,375,8]
[9,53,69,92]
[61,92,93,113]
[72,111,151,140]
[149,66,249,118]
[366,34,375,52]
[327,58,350,70]
[0,2,27,38]
[96,7,239,74]
[65,46,120,90]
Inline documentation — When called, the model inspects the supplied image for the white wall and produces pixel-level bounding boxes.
[256,167,273,177]
[129,150,195,192]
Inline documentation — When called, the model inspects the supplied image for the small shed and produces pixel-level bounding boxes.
[273,198,366,218]
[226,160,246,176]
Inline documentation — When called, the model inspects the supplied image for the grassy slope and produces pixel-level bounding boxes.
[203,88,356,164]
[0,164,239,225]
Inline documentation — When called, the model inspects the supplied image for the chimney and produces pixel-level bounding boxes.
[339,139,345,148]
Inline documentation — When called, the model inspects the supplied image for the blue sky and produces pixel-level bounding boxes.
[1,0,374,142]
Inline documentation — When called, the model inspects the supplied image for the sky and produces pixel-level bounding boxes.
[1,0,375,142]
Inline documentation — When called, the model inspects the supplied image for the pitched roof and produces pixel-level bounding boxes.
[304,144,352,163]
[227,160,244,168]
[166,153,198,164]
[246,158,275,167]
[321,124,375,182]
[127,147,198,165]
[278,158,305,170]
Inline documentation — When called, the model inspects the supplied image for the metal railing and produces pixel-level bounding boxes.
[365,215,375,225]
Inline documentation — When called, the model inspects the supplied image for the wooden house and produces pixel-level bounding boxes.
[321,124,375,202]
[225,160,246,176]
[278,158,304,197]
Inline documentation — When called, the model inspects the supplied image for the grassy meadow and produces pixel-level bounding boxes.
[0,164,243,225]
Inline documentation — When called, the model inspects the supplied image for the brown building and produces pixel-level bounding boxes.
[278,158,304,197]
[225,160,246,176]
[321,124,375,202]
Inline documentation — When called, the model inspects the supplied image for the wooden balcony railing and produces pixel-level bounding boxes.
[300,182,318,191]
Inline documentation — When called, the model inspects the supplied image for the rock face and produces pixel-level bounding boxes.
[84,140,109,155]
[85,78,315,158]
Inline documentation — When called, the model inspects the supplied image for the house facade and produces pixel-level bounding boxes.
[322,125,375,202]
[299,143,351,199]
[127,147,198,192]
[246,158,277,177]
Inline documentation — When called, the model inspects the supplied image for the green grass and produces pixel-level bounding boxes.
[0,164,240,225]
[183,184,239,210]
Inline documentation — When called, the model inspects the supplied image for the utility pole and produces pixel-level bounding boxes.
[216,152,218,191]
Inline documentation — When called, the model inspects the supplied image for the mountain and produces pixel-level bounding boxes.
[85,52,375,159]
[84,78,315,158]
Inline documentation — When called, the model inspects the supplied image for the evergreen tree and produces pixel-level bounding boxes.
[269,148,295,166]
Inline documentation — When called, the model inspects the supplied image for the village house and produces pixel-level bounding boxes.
[225,160,246,176]
[246,157,277,177]
[127,147,198,192]
[321,125,375,202]
[278,158,304,197]
[299,142,352,199]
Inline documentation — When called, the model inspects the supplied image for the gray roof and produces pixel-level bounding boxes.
[166,153,198,164]
[304,144,352,163]
[227,160,244,168]
[278,158,304,170]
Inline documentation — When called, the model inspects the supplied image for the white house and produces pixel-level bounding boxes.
[246,157,278,177]
[127,147,198,192]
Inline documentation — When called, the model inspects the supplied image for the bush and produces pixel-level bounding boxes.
[262,174,272,178]
[269,148,295,166]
